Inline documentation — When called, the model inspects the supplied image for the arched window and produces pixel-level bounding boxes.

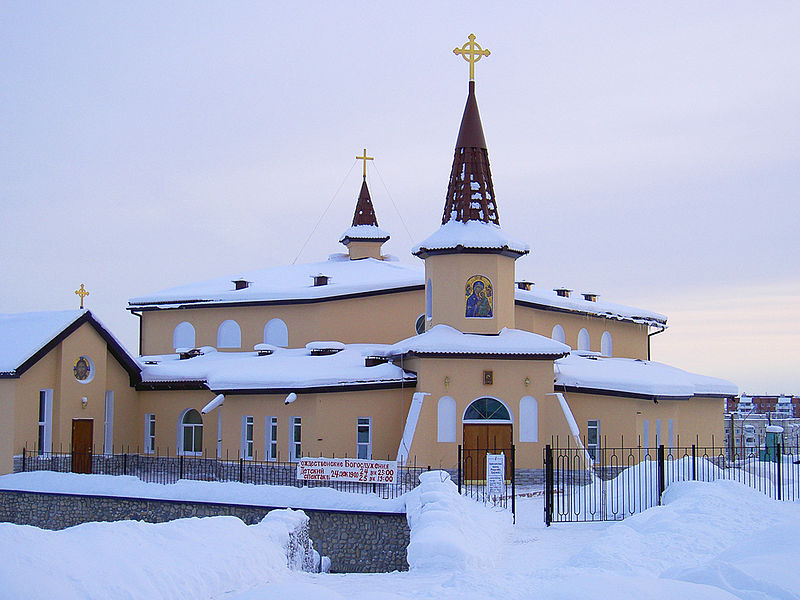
[520,396,538,442]
[264,318,288,347]
[464,397,512,422]
[415,314,426,335]
[217,320,241,348]
[426,279,432,319]
[551,324,566,344]
[179,409,203,456]
[601,331,613,356]
[173,322,195,350]
[577,328,590,351]
[437,396,456,442]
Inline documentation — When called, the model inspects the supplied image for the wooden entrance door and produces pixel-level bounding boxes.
[463,423,512,480]
[71,419,93,474]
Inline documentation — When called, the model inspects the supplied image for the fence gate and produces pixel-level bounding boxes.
[457,444,516,522]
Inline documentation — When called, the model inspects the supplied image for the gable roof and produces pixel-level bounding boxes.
[0,310,141,382]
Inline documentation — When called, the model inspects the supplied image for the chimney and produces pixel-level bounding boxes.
[554,288,572,298]
[582,293,598,302]
[233,279,250,291]
[516,281,534,291]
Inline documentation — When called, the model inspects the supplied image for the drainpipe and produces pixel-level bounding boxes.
[647,325,666,361]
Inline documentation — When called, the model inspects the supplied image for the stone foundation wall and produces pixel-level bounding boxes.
[0,489,408,573]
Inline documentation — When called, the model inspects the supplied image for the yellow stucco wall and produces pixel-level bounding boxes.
[424,253,517,334]
[0,380,15,474]
[136,387,414,461]
[138,289,424,355]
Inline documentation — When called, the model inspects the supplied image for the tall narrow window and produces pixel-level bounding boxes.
[266,416,278,461]
[578,328,591,352]
[144,413,156,454]
[520,396,539,442]
[425,279,432,319]
[642,420,650,447]
[180,409,203,456]
[217,320,241,349]
[551,324,566,344]
[291,417,302,461]
[357,417,372,459]
[655,419,662,447]
[437,396,456,442]
[601,331,613,356]
[173,322,196,350]
[587,419,600,460]
[103,391,114,455]
[668,419,674,450]
[37,389,53,455]
[241,416,254,460]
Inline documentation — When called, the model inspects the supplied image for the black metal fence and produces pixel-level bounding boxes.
[17,446,427,500]
[457,444,516,520]
[544,440,800,525]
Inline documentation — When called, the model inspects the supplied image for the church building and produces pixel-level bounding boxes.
[0,36,737,476]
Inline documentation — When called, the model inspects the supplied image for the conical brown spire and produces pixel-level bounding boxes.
[442,81,499,226]
[352,178,379,226]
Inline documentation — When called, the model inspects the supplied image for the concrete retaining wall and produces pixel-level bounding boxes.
[0,489,409,573]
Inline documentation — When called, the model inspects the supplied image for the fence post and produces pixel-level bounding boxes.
[123,452,128,476]
[544,445,553,527]
[21,448,26,473]
[691,444,696,481]
[657,444,665,505]
[457,444,462,495]
[777,441,783,501]
[179,455,184,480]
[239,458,244,483]
[511,444,516,525]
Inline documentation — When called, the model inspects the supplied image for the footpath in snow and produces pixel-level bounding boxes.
[1,471,799,599]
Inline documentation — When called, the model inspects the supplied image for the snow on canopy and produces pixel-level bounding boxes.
[413,220,529,256]
[128,257,423,308]
[381,324,571,357]
[555,352,738,399]
[339,224,390,243]
[0,310,86,373]
[140,344,414,391]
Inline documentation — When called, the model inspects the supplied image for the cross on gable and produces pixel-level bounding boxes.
[75,283,89,309]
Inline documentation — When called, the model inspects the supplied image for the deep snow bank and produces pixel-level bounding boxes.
[404,470,510,570]
[0,509,316,600]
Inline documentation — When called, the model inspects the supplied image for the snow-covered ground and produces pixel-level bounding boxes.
[1,472,798,599]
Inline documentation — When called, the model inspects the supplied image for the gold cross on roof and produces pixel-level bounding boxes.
[453,34,491,81]
[355,148,374,179]
[75,283,89,309]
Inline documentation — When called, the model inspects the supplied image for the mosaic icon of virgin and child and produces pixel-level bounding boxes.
[465,275,493,318]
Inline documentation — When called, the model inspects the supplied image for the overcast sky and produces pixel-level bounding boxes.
[2,2,798,394]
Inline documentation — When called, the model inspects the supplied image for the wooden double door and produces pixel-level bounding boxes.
[463,423,512,481]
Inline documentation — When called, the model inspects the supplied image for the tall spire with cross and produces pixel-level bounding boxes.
[442,34,499,226]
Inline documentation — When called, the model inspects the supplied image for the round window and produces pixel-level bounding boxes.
[73,356,95,384]
[415,314,425,335]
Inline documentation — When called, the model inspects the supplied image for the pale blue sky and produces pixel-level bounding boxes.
[2,2,798,393]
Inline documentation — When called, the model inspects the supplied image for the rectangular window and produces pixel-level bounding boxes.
[655,419,662,447]
[266,416,277,461]
[241,415,254,460]
[643,420,650,447]
[357,417,372,459]
[144,413,156,454]
[668,419,674,450]
[37,389,53,455]
[291,417,302,461]
[587,419,600,460]
[103,391,114,455]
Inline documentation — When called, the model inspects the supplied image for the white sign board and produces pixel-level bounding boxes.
[486,453,506,497]
[296,457,398,485]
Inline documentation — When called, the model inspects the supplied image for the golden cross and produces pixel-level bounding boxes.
[355,148,373,179]
[75,283,89,309]
[453,34,491,81]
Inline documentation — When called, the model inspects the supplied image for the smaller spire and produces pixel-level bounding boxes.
[340,152,390,256]
[352,178,379,227]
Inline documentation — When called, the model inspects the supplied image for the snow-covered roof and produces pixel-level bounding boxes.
[128,256,424,309]
[139,344,414,392]
[0,310,140,378]
[0,310,85,373]
[413,220,529,256]
[555,353,738,399]
[379,324,571,358]
[339,224,390,243]
[515,287,667,328]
